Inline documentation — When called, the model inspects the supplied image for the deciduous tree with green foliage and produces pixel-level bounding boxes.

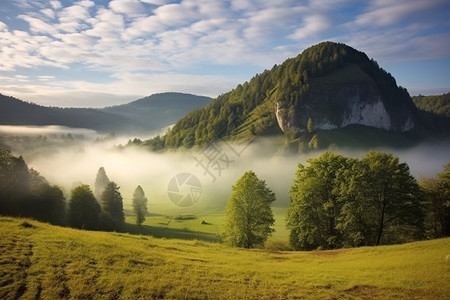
[420,164,450,237]
[287,152,350,250]
[68,185,100,230]
[338,151,423,246]
[287,151,424,250]
[132,185,148,226]
[224,171,275,248]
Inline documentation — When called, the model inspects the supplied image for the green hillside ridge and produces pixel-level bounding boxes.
[1,217,449,299]
[136,42,450,154]
[413,92,450,117]
[0,92,211,134]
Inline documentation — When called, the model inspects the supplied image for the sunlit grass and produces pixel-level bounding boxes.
[1,216,449,299]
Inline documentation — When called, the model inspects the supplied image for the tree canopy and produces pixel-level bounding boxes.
[224,171,275,248]
[100,181,125,230]
[0,148,66,225]
[68,184,101,230]
[287,151,423,250]
[419,164,450,238]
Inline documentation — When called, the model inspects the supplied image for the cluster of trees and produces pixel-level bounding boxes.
[0,148,66,225]
[0,149,148,231]
[224,151,449,250]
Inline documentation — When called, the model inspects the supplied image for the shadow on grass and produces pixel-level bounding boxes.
[122,223,221,243]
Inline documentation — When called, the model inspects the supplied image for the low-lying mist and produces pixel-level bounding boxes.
[2,125,449,215]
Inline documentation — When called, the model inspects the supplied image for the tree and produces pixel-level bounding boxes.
[420,164,450,237]
[224,171,275,248]
[94,167,110,201]
[287,151,424,250]
[132,185,148,226]
[100,181,124,229]
[338,151,423,246]
[287,152,349,250]
[68,185,100,230]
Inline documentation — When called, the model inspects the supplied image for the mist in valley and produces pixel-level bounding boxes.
[2,125,449,217]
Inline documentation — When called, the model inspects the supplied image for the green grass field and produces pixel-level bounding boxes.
[122,206,290,244]
[1,216,449,299]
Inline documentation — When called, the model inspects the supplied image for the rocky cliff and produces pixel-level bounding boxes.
[276,82,415,133]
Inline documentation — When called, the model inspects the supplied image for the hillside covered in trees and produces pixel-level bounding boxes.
[413,93,450,117]
[136,42,449,152]
[0,93,211,134]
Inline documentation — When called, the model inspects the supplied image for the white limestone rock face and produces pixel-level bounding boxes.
[339,94,391,130]
[275,83,415,133]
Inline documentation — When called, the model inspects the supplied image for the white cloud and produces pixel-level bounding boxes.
[18,14,58,34]
[352,0,447,27]
[153,3,198,26]
[109,0,145,16]
[58,1,94,32]
[289,14,330,40]
[49,0,62,10]
[40,8,55,19]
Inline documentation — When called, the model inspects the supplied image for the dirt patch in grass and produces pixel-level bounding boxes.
[308,249,346,257]
[342,285,439,299]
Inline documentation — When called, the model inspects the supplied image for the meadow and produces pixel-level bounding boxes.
[1,216,449,299]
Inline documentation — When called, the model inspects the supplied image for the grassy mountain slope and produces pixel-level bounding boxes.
[1,217,449,299]
[0,93,211,134]
[156,42,422,151]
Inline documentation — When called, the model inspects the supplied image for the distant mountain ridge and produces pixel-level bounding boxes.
[0,92,211,134]
[140,42,449,152]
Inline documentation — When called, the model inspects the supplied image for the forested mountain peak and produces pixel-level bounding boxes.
[155,42,418,150]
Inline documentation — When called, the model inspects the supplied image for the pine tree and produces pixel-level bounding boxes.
[68,185,100,230]
[94,167,110,201]
[224,171,275,248]
[132,185,148,226]
[100,181,124,229]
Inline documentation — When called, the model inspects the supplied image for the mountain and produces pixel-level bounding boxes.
[144,42,448,151]
[0,92,211,134]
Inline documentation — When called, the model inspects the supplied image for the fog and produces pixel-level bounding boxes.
[2,125,449,215]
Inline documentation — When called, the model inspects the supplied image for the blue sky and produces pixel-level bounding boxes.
[0,0,449,107]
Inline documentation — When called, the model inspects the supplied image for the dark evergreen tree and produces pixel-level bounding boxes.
[94,167,110,201]
[68,185,100,230]
[132,185,148,226]
[100,181,124,230]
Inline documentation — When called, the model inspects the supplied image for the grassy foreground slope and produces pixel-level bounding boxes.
[1,217,449,299]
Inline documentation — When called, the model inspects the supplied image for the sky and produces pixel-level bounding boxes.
[0,0,449,108]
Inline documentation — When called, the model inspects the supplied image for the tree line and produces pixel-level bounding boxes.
[224,151,450,249]
[1,147,448,250]
[0,149,148,231]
